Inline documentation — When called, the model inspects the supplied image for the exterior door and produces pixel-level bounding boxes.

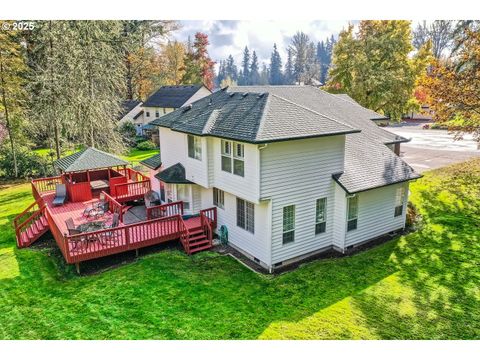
[176,184,192,214]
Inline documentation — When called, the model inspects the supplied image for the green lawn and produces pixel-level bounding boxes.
[0,159,479,339]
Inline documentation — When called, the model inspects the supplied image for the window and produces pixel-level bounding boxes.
[237,197,254,233]
[146,111,150,117]
[394,187,405,217]
[155,110,160,117]
[213,188,225,209]
[283,205,296,244]
[176,184,190,210]
[221,140,244,177]
[160,182,165,202]
[187,135,202,160]
[315,198,327,234]
[347,196,358,231]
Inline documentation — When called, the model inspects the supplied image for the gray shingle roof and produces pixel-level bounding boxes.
[54,147,129,172]
[151,89,359,143]
[154,163,192,184]
[229,86,418,193]
[143,85,206,108]
[119,100,142,120]
[140,153,162,170]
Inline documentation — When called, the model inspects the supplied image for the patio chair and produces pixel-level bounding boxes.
[65,217,87,251]
[144,190,161,208]
[83,193,108,218]
[99,213,121,245]
[52,184,67,206]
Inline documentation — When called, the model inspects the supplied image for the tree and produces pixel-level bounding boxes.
[284,48,294,85]
[290,31,310,84]
[327,21,431,120]
[121,20,178,100]
[317,35,336,84]
[239,46,250,85]
[181,32,215,90]
[269,43,283,85]
[249,51,260,85]
[220,76,237,88]
[159,41,186,86]
[0,25,27,177]
[421,28,480,141]
[259,64,269,85]
[225,55,238,82]
[413,20,454,59]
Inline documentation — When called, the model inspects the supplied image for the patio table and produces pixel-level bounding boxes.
[76,221,105,233]
[90,179,109,190]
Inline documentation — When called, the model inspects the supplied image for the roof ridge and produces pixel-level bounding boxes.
[254,93,272,142]
[268,93,358,132]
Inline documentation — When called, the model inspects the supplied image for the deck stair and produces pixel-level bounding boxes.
[179,212,214,255]
[14,201,49,248]
[185,225,212,254]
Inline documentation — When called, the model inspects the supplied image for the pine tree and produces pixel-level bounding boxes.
[181,32,215,90]
[225,55,238,82]
[259,64,269,85]
[269,43,283,85]
[239,46,250,85]
[216,60,227,87]
[249,51,260,85]
[284,48,294,85]
[290,31,310,84]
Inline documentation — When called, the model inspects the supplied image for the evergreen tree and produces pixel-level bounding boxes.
[259,64,269,85]
[181,32,215,90]
[249,51,260,85]
[269,43,283,85]
[225,55,238,82]
[216,59,227,87]
[290,31,310,84]
[284,48,294,85]
[0,24,27,177]
[239,46,250,85]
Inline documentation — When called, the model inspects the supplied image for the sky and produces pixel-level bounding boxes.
[169,20,355,70]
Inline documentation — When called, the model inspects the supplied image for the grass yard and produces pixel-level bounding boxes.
[0,159,479,339]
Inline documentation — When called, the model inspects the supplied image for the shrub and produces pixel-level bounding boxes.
[136,140,157,151]
[118,121,137,146]
[0,146,55,179]
[405,201,420,229]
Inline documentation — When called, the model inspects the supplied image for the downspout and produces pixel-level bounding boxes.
[258,143,273,273]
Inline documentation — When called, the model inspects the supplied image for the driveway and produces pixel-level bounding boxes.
[386,124,480,173]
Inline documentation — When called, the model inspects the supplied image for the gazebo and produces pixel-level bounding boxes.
[53,147,145,202]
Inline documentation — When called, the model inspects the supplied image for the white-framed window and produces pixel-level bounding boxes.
[347,195,358,232]
[236,197,254,233]
[394,187,405,217]
[187,135,202,160]
[315,198,327,234]
[155,110,160,117]
[282,205,296,244]
[176,184,191,210]
[221,139,244,177]
[213,187,225,209]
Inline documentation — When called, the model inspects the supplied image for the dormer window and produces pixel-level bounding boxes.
[221,140,244,177]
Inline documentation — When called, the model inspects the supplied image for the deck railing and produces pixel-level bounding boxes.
[178,217,190,254]
[32,176,63,195]
[200,207,217,229]
[114,180,151,202]
[200,211,213,247]
[65,215,181,263]
[14,200,43,232]
[45,208,70,262]
[118,168,149,182]
[146,201,184,220]
[14,204,46,248]
[101,191,124,222]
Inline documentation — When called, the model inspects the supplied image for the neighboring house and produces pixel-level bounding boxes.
[135,85,212,137]
[118,100,144,134]
[149,85,419,272]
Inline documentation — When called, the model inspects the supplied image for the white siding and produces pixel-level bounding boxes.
[192,185,202,213]
[149,168,161,194]
[260,136,346,264]
[210,138,260,204]
[344,182,409,247]
[199,187,271,265]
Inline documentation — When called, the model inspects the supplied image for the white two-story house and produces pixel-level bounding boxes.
[144,85,418,272]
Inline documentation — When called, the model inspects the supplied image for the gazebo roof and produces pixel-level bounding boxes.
[54,147,129,173]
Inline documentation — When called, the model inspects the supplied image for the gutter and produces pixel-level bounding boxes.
[332,173,423,196]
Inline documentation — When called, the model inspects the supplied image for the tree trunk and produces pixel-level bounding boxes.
[49,21,61,159]
[0,55,18,178]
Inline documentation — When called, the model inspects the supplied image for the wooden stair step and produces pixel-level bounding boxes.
[189,244,212,254]
[188,234,207,243]
[189,239,210,248]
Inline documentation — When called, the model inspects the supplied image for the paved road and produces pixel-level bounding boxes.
[386,124,480,173]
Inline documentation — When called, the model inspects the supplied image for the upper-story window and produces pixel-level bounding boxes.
[146,111,150,117]
[221,140,244,177]
[155,110,160,117]
[187,135,202,160]
[394,187,405,217]
[347,195,358,232]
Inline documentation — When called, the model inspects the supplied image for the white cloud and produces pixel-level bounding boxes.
[169,20,352,70]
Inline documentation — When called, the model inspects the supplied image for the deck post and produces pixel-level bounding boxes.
[86,170,90,182]
[75,262,80,275]
[135,249,139,257]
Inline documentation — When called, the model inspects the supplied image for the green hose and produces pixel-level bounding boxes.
[219,225,228,245]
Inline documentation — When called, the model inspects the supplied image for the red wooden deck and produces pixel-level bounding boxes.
[15,173,217,266]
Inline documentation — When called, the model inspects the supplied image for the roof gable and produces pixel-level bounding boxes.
[54,147,129,172]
